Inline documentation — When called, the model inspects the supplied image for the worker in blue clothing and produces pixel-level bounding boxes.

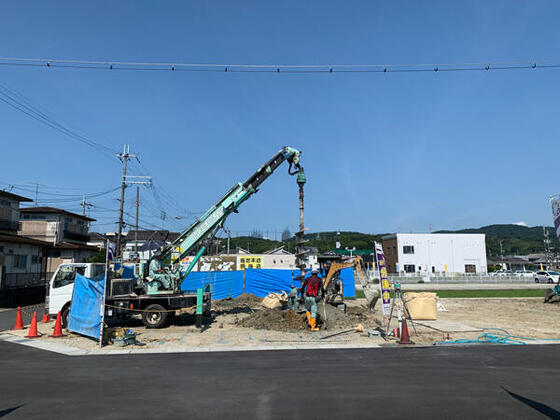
[301,268,324,331]
[287,284,300,311]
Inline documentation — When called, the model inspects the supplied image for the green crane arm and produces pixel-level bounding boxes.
[152,146,305,290]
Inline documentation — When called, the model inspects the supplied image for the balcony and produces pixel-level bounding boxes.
[62,230,89,243]
[0,219,20,232]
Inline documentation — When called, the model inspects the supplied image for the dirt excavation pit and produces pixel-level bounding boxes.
[237,301,381,332]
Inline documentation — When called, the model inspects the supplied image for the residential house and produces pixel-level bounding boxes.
[123,230,180,261]
[19,206,98,272]
[0,191,48,289]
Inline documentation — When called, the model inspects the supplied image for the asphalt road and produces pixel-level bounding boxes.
[1,341,559,419]
[0,304,46,332]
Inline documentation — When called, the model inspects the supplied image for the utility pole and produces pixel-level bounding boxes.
[499,241,504,267]
[81,195,93,216]
[125,176,152,260]
[116,145,136,259]
[34,182,39,207]
[135,186,139,257]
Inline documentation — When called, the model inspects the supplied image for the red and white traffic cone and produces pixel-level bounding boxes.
[12,307,24,330]
[25,312,41,338]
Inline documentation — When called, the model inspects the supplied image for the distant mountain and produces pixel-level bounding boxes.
[219,231,384,254]
[220,225,558,257]
[436,224,559,256]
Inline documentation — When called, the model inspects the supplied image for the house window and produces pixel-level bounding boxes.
[404,264,415,273]
[31,255,40,264]
[432,266,435,273]
[465,264,476,273]
[13,255,27,269]
[403,246,415,254]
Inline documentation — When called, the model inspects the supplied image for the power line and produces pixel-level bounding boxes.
[0,81,118,158]
[1,56,560,74]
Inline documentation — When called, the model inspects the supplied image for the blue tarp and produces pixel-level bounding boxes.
[245,269,302,297]
[68,273,105,340]
[180,270,244,300]
[113,263,136,283]
[179,268,355,300]
[244,268,356,298]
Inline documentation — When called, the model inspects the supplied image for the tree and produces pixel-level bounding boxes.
[282,227,291,242]
[88,248,106,263]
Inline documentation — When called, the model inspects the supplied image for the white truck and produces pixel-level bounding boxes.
[46,263,106,327]
[46,262,211,328]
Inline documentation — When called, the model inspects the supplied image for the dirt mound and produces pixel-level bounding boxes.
[237,303,382,332]
[213,293,261,312]
[238,308,309,331]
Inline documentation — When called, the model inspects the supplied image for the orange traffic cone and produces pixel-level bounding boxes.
[41,311,50,323]
[50,311,65,338]
[12,306,24,330]
[392,327,400,338]
[398,318,412,345]
[25,312,41,338]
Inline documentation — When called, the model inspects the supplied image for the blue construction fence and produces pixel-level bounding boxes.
[180,268,355,300]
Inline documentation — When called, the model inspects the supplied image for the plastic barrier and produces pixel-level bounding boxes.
[68,274,105,340]
[245,268,355,298]
[181,270,244,300]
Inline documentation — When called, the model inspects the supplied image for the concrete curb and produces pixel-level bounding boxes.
[0,333,383,356]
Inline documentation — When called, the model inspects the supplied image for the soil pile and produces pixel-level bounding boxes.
[237,303,382,332]
[237,308,309,332]
[213,294,261,313]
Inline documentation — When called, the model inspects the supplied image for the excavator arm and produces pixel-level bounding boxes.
[149,146,305,291]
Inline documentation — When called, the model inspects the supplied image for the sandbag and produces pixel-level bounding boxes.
[261,292,288,309]
[404,292,437,320]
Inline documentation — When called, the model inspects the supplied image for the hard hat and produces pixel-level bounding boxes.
[311,268,319,274]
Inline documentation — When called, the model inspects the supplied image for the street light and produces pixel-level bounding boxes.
[345,246,356,257]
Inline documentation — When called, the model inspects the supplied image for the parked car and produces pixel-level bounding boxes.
[490,270,513,277]
[514,270,534,278]
[534,271,560,284]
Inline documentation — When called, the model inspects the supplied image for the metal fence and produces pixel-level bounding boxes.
[387,275,537,284]
[0,272,54,289]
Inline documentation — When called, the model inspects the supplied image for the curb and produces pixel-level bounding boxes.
[0,333,382,356]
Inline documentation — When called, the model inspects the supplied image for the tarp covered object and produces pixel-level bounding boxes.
[180,270,244,300]
[68,273,105,340]
[245,268,355,298]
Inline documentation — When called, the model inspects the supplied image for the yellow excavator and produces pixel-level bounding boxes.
[322,256,379,310]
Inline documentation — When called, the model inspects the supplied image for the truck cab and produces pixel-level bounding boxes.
[46,263,105,327]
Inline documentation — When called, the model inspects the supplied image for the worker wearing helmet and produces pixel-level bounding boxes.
[301,268,324,331]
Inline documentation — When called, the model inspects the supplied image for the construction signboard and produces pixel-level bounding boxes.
[238,256,263,269]
[552,196,560,242]
[374,242,391,315]
[198,256,237,272]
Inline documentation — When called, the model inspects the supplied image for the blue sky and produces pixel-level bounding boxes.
[1,1,559,235]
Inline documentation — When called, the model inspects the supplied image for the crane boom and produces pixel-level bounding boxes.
[149,146,305,291]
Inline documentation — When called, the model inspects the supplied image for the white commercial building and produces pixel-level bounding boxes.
[382,233,487,275]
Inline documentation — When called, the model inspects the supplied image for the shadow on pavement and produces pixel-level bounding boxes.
[502,387,560,419]
[0,404,24,417]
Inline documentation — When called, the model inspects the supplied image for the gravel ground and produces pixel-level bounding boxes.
[3,296,559,351]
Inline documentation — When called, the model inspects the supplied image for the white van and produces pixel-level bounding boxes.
[46,263,106,327]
